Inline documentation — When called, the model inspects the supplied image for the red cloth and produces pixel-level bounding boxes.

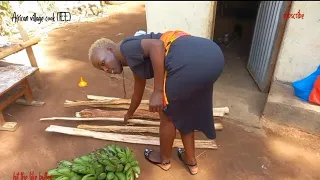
[309,76,320,105]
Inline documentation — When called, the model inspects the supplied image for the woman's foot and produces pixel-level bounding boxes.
[177,148,198,175]
[144,149,171,171]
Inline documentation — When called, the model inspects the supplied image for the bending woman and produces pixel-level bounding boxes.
[88,30,224,175]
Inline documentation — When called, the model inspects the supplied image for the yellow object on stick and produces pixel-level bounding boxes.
[78,77,88,87]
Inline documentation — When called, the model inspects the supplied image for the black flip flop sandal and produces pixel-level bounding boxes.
[144,149,171,171]
[177,148,198,175]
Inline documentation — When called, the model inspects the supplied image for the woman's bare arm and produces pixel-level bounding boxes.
[141,39,165,93]
[127,72,146,116]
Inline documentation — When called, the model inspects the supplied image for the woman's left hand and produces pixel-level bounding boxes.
[149,91,163,112]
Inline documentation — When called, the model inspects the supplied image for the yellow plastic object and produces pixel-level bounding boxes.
[78,77,88,87]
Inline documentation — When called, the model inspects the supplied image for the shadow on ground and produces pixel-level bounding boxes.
[0,2,319,180]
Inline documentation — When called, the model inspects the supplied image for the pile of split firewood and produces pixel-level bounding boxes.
[41,95,230,149]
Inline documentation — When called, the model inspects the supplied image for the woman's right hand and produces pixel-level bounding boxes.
[124,73,146,124]
[124,112,132,124]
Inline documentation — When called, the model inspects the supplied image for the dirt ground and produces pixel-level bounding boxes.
[1,2,320,180]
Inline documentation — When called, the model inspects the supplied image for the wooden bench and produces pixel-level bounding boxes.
[0,23,43,89]
[0,61,44,131]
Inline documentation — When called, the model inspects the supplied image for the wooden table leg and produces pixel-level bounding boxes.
[23,79,33,103]
[0,79,43,132]
[0,111,18,131]
[15,79,45,106]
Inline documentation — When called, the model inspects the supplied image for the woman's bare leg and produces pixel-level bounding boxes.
[180,131,198,174]
[145,111,176,170]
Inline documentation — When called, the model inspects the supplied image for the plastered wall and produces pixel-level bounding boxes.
[273,1,320,83]
[144,1,215,39]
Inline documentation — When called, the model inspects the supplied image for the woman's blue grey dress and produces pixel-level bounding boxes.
[120,32,225,139]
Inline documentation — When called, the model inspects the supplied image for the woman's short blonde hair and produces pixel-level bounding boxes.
[88,38,116,62]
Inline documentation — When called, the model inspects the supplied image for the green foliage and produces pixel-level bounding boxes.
[37,1,58,16]
[0,1,16,37]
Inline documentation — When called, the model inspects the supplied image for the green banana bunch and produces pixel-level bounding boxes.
[103,145,142,179]
[49,145,141,180]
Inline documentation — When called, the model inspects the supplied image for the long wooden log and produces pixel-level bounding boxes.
[76,109,159,120]
[65,99,149,105]
[45,125,218,149]
[77,125,160,133]
[65,100,229,117]
[64,100,150,111]
[87,95,119,101]
[77,124,223,133]
[39,117,223,130]
[40,117,160,126]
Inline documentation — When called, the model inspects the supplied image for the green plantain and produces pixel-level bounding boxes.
[73,157,88,166]
[97,153,109,159]
[107,145,117,156]
[97,173,107,180]
[124,147,131,158]
[58,160,73,168]
[48,169,62,176]
[132,166,141,175]
[98,159,114,167]
[70,176,82,180]
[106,172,115,180]
[93,162,104,175]
[116,152,126,159]
[55,176,70,180]
[130,160,139,166]
[119,157,128,164]
[71,164,95,175]
[116,164,124,172]
[108,157,121,166]
[124,163,131,172]
[115,146,123,153]
[48,167,78,177]
[115,172,126,180]
[105,165,116,172]
[81,174,96,180]
[125,169,134,180]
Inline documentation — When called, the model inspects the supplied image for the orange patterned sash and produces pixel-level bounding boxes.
[157,30,191,106]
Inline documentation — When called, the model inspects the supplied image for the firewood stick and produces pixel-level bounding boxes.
[66,101,227,117]
[65,99,149,105]
[77,124,223,133]
[77,125,160,133]
[87,95,120,101]
[64,101,150,111]
[39,117,223,130]
[75,111,159,120]
[45,125,218,149]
